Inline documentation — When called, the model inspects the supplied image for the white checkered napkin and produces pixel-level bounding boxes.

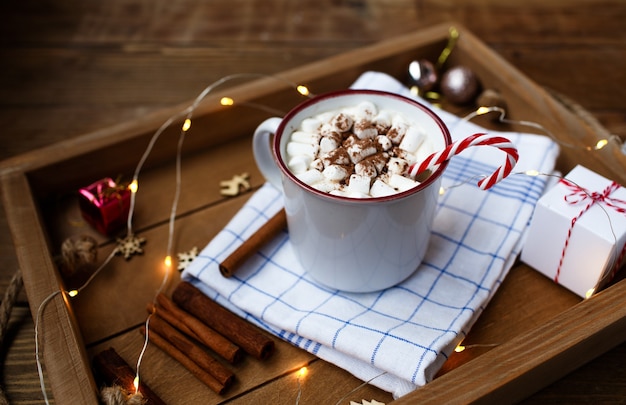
[182,71,559,398]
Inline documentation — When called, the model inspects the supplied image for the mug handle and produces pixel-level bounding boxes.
[252,117,284,191]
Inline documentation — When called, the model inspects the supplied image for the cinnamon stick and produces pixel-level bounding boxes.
[148,313,234,388]
[147,302,200,342]
[92,347,166,405]
[172,281,275,360]
[155,293,242,363]
[219,208,287,277]
[140,326,226,395]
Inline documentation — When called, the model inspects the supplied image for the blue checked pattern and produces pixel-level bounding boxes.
[182,72,559,398]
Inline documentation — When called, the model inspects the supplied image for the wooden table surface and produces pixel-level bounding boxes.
[1,1,625,403]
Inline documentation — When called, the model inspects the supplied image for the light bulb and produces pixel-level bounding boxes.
[525,169,540,176]
[296,85,310,96]
[129,180,138,193]
[182,118,191,132]
[594,139,609,150]
[220,97,234,106]
[297,366,308,379]
[475,106,491,115]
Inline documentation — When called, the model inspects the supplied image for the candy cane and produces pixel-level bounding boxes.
[407,132,519,190]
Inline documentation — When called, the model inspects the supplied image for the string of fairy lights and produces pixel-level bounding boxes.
[31,31,625,404]
[33,73,312,405]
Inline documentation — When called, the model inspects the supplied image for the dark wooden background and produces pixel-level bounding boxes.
[1,1,625,403]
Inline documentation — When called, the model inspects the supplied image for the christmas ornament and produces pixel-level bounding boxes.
[408,59,438,93]
[440,65,481,105]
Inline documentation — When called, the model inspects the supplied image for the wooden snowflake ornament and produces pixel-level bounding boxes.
[114,234,146,260]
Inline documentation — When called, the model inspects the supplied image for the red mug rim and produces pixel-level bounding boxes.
[273,89,452,203]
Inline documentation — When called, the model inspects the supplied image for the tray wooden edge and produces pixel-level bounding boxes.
[1,172,100,403]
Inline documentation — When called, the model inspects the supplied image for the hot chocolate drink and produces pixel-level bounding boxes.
[284,100,435,198]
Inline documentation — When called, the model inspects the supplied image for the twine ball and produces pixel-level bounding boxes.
[61,235,98,275]
[101,386,146,405]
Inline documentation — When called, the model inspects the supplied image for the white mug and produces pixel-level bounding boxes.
[253,89,451,292]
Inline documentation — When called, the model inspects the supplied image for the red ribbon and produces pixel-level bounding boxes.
[555,179,626,284]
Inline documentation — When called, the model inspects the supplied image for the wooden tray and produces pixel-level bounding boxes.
[2,22,625,404]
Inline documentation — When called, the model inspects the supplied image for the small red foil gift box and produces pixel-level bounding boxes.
[78,177,131,236]
[521,165,626,298]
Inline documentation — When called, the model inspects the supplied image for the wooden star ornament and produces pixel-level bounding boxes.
[220,172,251,197]
[177,246,199,271]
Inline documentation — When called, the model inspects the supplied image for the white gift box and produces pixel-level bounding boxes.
[521,165,626,298]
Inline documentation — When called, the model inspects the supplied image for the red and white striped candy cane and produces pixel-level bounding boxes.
[407,132,519,190]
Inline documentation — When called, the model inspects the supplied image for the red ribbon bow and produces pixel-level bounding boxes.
[555,179,626,284]
[80,178,128,208]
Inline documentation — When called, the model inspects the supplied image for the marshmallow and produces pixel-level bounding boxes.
[322,148,350,167]
[387,122,408,144]
[346,191,370,199]
[347,141,377,164]
[373,110,392,132]
[347,174,371,195]
[312,180,340,193]
[353,119,378,139]
[300,118,321,133]
[315,111,335,124]
[414,139,434,163]
[399,125,425,153]
[354,101,377,119]
[320,136,340,154]
[296,169,324,186]
[323,164,349,182]
[330,113,354,132]
[310,158,324,172]
[319,123,336,137]
[363,154,387,173]
[394,147,418,165]
[342,134,358,148]
[387,173,419,192]
[387,157,409,175]
[290,130,321,145]
[355,160,377,178]
[288,155,313,174]
[376,135,392,151]
[287,142,319,158]
[370,179,397,198]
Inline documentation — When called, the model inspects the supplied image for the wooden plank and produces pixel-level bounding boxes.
[40,135,263,249]
[71,191,250,344]
[1,305,53,402]
[2,21,625,404]
[226,358,393,405]
[437,264,580,376]
[1,0,622,46]
[87,327,317,404]
[394,279,626,404]
[0,172,99,404]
